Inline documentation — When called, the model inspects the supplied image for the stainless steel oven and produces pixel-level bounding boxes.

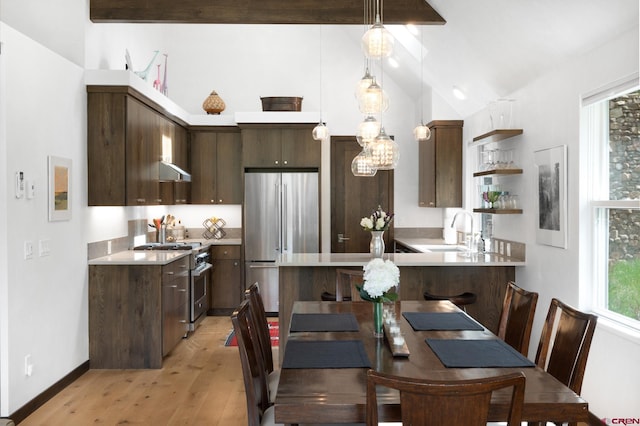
[133,242,212,333]
[190,250,212,331]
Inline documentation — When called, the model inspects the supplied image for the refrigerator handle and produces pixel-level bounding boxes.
[283,183,288,251]
[275,182,281,251]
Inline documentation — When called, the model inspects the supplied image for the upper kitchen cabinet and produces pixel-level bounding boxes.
[190,128,242,204]
[87,86,189,206]
[418,120,463,208]
[240,124,320,168]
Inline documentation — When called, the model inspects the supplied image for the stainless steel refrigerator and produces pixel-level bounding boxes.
[244,171,319,312]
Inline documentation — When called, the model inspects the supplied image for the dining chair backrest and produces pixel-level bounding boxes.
[535,298,598,395]
[335,268,365,302]
[231,300,272,426]
[366,370,526,426]
[245,282,275,374]
[497,281,539,356]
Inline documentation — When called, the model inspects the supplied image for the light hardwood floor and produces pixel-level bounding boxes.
[20,316,255,425]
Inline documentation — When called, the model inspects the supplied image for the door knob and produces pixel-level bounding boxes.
[337,233,350,243]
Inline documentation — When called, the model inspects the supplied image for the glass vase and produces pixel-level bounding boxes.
[370,230,385,258]
[373,301,383,338]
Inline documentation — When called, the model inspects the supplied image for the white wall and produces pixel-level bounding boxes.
[463,28,639,418]
[83,23,446,234]
[0,23,88,415]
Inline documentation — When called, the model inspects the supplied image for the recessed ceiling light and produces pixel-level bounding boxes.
[452,86,467,100]
[388,57,399,68]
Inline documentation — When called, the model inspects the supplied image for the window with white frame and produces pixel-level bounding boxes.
[584,75,640,330]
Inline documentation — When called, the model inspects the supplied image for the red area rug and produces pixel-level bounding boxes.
[225,321,279,347]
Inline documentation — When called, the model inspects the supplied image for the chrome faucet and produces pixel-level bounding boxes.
[451,211,474,250]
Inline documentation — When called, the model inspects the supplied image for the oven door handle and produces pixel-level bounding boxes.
[192,262,213,277]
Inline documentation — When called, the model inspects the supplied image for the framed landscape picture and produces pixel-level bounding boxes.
[534,145,567,248]
[48,156,72,221]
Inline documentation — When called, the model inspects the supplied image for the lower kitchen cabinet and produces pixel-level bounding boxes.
[209,245,243,315]
[89,256,189,369]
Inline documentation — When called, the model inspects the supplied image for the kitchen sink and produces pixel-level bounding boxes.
[412,244,468,253]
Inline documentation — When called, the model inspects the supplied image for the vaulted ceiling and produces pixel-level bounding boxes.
[89,0,638,118]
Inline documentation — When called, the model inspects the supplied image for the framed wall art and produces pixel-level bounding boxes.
[534,145,567,248]
[48,156,72,221]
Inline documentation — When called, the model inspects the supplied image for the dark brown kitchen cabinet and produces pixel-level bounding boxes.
[418,120,463,208]
[87,86,190,206]
[88,256,189,369]
[209,245,243,315]
[241,124,320,168]
[190,128,242,204]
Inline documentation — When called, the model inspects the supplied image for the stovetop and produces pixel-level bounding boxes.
[133,242,202,251]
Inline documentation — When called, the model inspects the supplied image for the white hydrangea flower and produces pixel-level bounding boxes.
[362,258,400,300]
[375,217,385,230]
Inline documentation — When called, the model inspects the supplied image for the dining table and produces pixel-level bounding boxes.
[274,300,589,424]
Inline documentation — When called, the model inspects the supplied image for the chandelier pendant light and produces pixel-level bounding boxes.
[361,0,394,59]
[356,115,382,146]
[351,146,378,177]
[414,25,431,141]
[369,127,399,170]
[358,78,389,114]
[355,66,374,100]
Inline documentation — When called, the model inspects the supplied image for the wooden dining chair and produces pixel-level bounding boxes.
[245,282,279,403]
[497,281,539,356]
[366,370,526,426]
[529,298,598,426]
[321,268,364,301]
[231,299,277,426]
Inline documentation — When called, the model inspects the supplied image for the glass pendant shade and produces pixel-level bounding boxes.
[359,80,389,114]
[312,121,328,141]
[413,123,431,141]
[370,127,399,169]
[355,68,374,100]
[362,17,394,59]
[356,116,381,146]
[351,148,378,177]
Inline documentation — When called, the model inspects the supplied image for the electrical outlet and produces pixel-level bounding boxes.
[24,241,34,260]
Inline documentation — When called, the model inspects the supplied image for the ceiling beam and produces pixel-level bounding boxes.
[90,0,446,25]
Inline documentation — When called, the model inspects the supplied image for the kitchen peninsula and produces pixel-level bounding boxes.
[277,251,525,352]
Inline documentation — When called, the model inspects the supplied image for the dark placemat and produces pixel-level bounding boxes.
[426,339,536,368]
[290,313,359,332]
[282,340,371,369]
[403,312,485,331]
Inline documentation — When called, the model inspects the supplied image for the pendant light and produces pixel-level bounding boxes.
[413,25,431,141]
[362,0,394,59]
[369,127,399,169]
[356,115,381,146]
[355,66,374,101]
[351,145,378,177]
[358,78,389,114]
[312,25,329,141]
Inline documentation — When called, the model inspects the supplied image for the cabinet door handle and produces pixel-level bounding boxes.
[210,199,215,203]
[136,198,146,203]
[283,160,288,165]
[338,233,350,242]
[219,199,223,203]
[178,289,187,292]
[275,160,279,165]
[167,272,175,276]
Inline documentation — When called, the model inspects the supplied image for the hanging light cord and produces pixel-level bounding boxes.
[420,25,424,124]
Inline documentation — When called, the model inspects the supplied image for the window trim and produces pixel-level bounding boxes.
[584,75,640,333]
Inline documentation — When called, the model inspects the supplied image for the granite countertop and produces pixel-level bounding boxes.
[277,252,525,267]
[88,238,242,265]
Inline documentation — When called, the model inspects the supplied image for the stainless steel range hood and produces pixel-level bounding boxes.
[159,161,192,182]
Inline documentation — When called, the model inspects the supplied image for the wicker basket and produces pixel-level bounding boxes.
[260,96,303,111]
